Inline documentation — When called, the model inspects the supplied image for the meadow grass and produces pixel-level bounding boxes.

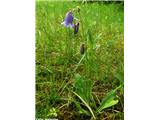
[36,1,124,119]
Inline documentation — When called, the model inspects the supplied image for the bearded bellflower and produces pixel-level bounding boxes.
[61,11,79,34]
[61,11,74,28]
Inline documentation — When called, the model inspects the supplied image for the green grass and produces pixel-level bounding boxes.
[36,1,124,120]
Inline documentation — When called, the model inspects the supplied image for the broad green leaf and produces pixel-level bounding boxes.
[97,100,119,113]
[96,86,121,113]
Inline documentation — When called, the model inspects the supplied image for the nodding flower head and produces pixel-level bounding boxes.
[61,11,80,34]
[73,22,79,34]
[61,11,74,28]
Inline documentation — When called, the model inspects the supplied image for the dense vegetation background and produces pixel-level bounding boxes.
[36,1,124,119]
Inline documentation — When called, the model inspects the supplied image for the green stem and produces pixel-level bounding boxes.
[78,12,85,39]
[74,53,86,72]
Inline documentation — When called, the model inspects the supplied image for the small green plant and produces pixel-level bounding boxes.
[73,74,122,119]
[47,107,58,118]
[73,74,96,118]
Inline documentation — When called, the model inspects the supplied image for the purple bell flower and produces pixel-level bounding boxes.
[61,11,80,34]
[61,11,74,28]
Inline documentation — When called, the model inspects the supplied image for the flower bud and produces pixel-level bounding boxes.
[80,43,85,55]
[74,22,79,34]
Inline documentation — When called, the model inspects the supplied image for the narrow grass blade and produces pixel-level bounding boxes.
[74,100,90,116]
[73,91,96,119]
[74,54,86,72]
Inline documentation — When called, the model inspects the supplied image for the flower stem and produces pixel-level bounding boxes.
[78,12,85,38]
